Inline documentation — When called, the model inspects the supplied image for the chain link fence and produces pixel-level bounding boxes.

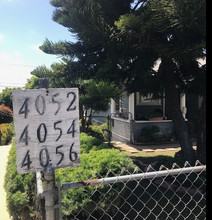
[54,161,206,220]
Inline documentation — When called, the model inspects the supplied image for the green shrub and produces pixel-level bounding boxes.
[0,123,14,145]
[139,125,160,142]
[80,132,110,153]
[87,123,108,141]
[0,104,13,124]
[4,139,36,219]
[4,132,135,219]
[55,148,135,218]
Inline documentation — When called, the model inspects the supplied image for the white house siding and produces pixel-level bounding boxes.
[111,118,173,143]
[111,118,131,142]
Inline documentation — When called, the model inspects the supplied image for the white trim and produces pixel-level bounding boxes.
[134,120,172,124]
[111,116,173,124]
[129,93,135,119]
[111,99,116,113]
[111,116,130,123]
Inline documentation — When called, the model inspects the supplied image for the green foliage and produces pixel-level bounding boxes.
[0,104,13,124]
[30,65,52,79]
[0,88,14,110]
[25,76,40,89]
[0,87,21,110]
[139,125,175,143]
[139,125,160,143]
[81,80,120,112]
[55,148,135,217]
[42,0,205,96]
[80,132,102,153]
[87,123,108,141]
[0,123,14,145]
[55,131,135,218]
[80,80,120,132]
[80,132,110,153]
[4,139,36,219]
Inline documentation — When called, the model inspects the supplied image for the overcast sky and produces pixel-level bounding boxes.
[0,0,75,92]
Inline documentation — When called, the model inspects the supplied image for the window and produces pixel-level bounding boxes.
[136,93,161,105]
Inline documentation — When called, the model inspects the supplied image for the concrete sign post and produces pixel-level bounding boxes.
[12,88,80,174]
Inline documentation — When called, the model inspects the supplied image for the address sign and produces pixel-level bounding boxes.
[12,88,80,174]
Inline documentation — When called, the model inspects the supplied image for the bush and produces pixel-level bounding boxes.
[80,132,110,153]
[56,131,135,218]
[4,139,36,219]
[4,131,135,219]
[0,123,14,145]
[0,104,13,124]
[87,123,108,141]
[139,125,174,143]
[55,148,135,218]
[139,125,160,142]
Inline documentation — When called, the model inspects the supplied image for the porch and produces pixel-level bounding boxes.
[110,116,173,144]
[110,92,187,144]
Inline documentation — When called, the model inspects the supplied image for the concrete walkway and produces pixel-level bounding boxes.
[112,141,183,154]
[112,141,197,154]
[0,144,11,220]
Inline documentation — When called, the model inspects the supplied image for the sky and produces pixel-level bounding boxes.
[0,0,76,92]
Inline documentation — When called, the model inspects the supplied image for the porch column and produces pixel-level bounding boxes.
[111,99,116,113]
[129,93,135,119]
[180,93,187,119]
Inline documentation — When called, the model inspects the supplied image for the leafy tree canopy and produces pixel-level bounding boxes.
[0,87,21,109]
[40,0,205,98]
[40,0,206,163]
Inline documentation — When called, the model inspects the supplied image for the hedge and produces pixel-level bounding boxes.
[55,148,135,218]
[4,139,36,219]
[0,104,13,124]
[80,132,111,153]
[4,133,135,219]
[0,123,14,145]
[53,133,135,218]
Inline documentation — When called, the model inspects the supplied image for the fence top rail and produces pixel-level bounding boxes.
[60,165,206,191]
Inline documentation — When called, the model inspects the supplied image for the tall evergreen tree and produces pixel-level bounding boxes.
[115,0,205,164]
[41,0,206,164]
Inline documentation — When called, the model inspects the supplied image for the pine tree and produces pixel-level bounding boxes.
[41,0,206,164]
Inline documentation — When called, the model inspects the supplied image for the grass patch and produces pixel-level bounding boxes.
[125,149,181,170]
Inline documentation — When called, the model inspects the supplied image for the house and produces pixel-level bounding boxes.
[92,58,205,144]
[109,58,205,144]
[91,90,200,144]
[110,91,188,144]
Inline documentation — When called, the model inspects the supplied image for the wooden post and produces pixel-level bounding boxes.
[57,182,62,219]
[44,168,56,220]
[39,78,56,220]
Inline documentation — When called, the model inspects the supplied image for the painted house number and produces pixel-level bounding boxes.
[12,88,80,174]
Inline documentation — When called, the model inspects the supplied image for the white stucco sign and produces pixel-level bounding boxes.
[12,88,80,174]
